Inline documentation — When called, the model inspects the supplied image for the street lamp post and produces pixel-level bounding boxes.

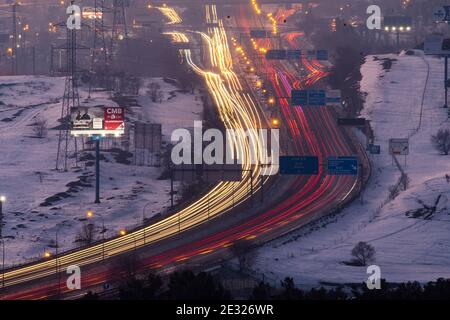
[0,196,5,239]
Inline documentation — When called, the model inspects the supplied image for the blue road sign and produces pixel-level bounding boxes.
[366,144,381,155]
[250,30,269,38]
[327,157,358,176]
[266,50,287,60]
[291,89,326,106]
[316,50,329,61]
[287,50,302,60]
[308,90,326,106]
[280,156,319,175]
[291,90,308,105]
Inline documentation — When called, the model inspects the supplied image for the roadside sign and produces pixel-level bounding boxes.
[327,157,358,176]
[250,29,269,38]
[366,144,381,155]
[337,118,366,126]
[291,89,326,106]
[433,6,450,22]
[279,156,319,175]
[266,50,287,60]
[389,138,409,155]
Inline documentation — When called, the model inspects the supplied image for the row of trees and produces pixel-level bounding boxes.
[81,269,450,300]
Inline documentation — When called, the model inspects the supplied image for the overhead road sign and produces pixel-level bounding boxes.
[250,29,269,38]
[389,138,409,155]
[337,118,366,127]
[291,89,326,106]
[327,157,358,176]
[266,49,303,60]
[287,50,302,60]
[306,50,328,61]
[316,50,329,61]
[266,50,287,60]
[279,156,319,175]
[326,90,342,106]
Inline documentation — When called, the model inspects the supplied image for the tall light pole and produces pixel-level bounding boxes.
[0,196,5,239]
[0,196,5,288]
[383,16,412,53]
[86,210,105,260]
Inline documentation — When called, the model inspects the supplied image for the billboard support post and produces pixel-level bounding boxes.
[95,139,100,204]
[445,55,448,108]
[170,169,174,209]
[260,175,264,203]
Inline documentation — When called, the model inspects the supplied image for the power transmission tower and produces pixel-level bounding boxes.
[88,0,110,98]
[55,25,80,171]
[110,0,129,58]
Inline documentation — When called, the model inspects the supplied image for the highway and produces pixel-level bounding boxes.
[0,2,369,299]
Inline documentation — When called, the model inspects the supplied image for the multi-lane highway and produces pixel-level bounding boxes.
[0,2,369,299]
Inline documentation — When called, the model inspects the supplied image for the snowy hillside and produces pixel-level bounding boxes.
[253,51,450,287]
[0,76,203,266]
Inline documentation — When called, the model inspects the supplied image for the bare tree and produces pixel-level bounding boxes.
[148,82,163,103]
[76,223,96,246]
[351,242,375,266]
[431,129,450,155]
[32,116,48,138]
[229,240,258,273]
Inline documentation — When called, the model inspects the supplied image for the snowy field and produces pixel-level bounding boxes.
[0,76,203,266]
[253,51,450,287]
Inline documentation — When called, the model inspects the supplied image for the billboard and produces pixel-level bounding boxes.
[70,107,125,137]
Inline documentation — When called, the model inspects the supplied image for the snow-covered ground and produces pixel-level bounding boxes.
[254,51,450,287]
[0,76,202,266]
